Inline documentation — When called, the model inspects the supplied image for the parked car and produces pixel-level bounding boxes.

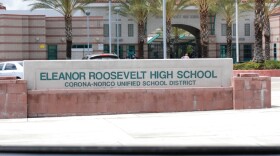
[0,61,23,79]
[82,53,119,60]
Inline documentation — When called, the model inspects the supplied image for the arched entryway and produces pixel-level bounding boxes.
[147,24,201,59]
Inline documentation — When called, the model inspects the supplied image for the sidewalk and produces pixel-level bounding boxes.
[0,78,279,146]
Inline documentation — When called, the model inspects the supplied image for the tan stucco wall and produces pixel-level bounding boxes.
[0,14,46,60]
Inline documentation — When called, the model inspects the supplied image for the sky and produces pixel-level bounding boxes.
[1,0,32,10]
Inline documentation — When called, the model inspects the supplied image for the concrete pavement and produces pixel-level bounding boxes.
[0,77,280,146]
[272,77,280,107]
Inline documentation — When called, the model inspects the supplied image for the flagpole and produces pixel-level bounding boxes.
[163,0,167,59]
[235,0,239,62]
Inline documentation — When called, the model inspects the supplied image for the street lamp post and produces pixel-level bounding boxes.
[235,0,239,63]
[163,0,167,59]
[109,0,112,53]
[86,11,90,55]
[114,7,121,57]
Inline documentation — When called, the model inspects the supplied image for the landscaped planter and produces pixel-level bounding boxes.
[233,70,280,77]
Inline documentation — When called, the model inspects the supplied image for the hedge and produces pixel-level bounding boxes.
[233,60,280,70]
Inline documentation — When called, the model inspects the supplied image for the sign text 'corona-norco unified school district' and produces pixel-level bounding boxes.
[24,59,233,90]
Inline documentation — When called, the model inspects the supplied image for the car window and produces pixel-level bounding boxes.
[18,62,23,67]
[101,57,119,60]
[90,56,118,59]
[4,63,17,70]
[0,63,4,70]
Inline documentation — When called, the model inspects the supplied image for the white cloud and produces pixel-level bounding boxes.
[1,0,32,10]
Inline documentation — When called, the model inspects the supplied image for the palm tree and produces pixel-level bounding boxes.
[149,0,190,58]
[173,27,181,58]
[173,27,191,58]
[24,0,95,59]
[214,0,250,59]
[253,0,265,63]
[214,0,235,58]
[263,0,280,60]
[117,0,151,59]
[190,0,217,58]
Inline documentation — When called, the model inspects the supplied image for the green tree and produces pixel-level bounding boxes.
[149,0,190,58]
[24,0,95,59]
[117,0,151,59]
[190,0,217,58]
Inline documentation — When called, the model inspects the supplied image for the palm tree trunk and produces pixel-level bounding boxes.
[166,20,172,58]
[264,14,271,60]
[173,37,179,58]
[194,37,201,58]
[173,28,179,58]
[253,0,265,63]
[226,24,232,58]
[65,15,73,60]
[199,0,209,58]
[138,22,145,59]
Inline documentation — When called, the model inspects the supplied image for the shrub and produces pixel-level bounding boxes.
[264,60,280,69]
[233,60,280,70]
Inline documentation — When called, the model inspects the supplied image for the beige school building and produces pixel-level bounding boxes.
[0,2,280,61]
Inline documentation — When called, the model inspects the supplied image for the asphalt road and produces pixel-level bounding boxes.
[0,78,280,147]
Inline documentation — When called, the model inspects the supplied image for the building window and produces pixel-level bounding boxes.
[72,44,92,49]
[96,20,101,27]
[104,24,109,37]
[104,44,109,53]
[232,44,237,63]
[274,43,277,60]
[220,45,227,58]
[221,24,226,36]
[128,24,134,37]
[232,24,236,36]
[115,24,121,37]
[244,44,252,61]
[245,24,250,36]
[127,45,136,58]
[208,15,215,35]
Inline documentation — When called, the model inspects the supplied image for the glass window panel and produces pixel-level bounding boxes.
[232,24,236,36]
[128,24,134,37]
[104,24,109,37]
[221,24,226,36]
[245,24,250,36]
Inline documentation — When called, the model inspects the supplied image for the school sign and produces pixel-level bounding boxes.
[24,59,233,90]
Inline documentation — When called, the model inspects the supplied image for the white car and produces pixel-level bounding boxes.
[0,61,23,79]
[82,53,119,60]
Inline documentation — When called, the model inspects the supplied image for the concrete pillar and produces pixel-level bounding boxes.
[232,73,271,109]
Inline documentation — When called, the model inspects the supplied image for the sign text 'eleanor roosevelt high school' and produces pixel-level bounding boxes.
[24,59,233,90]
